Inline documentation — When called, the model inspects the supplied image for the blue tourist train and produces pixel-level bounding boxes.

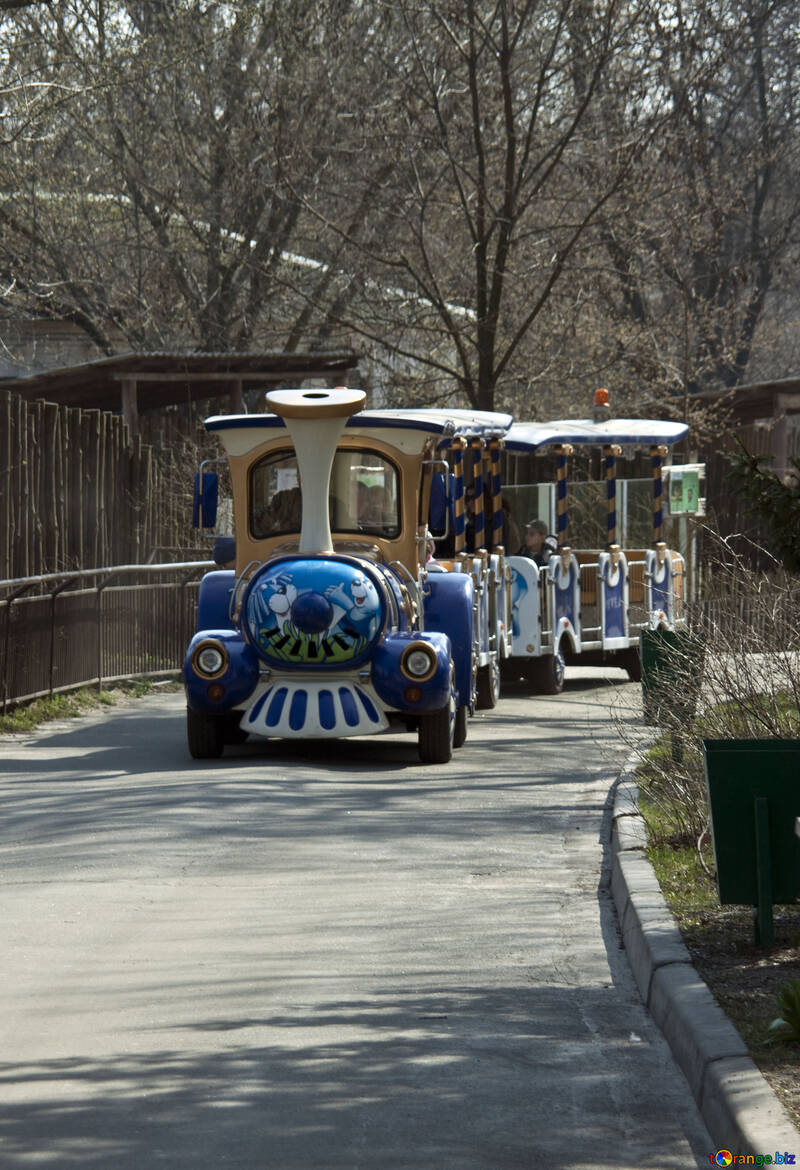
[183,385,700,757]
[183,387,514,763]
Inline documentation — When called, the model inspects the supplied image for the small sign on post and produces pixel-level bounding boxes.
[666,463,705,515]
[703,739,800,947]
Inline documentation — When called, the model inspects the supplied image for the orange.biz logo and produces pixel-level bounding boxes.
[710,1155,796,1166]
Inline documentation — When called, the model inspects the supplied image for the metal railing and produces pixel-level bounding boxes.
[0,561,214,712]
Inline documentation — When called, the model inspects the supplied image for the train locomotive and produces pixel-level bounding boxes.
[183,387,513,764]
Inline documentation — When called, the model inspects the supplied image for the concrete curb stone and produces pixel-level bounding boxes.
[609,764,800,1152]
[649,962,749,1100]
[703,1056,800,1155]
[620,897,693,1003]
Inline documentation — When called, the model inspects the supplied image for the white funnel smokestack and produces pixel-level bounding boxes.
[265,387,366,554]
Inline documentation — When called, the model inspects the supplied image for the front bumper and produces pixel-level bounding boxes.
[240,676,389,739]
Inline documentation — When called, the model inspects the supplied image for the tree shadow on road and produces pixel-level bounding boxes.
[0,981,708,1169]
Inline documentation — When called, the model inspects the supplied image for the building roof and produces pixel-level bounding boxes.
[0,350,360,414]
[693,376,800,421]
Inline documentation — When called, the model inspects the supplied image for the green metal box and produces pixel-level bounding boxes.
[703,738,800,905]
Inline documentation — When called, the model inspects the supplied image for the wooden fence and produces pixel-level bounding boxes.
[1,391,214,580]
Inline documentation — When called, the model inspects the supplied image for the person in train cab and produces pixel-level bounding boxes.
[501,496,520,554]
[519,519,558,567]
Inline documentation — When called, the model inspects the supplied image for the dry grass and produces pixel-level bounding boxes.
[0,678,182,734]
[626,546,800,1130]
[646,826,800,1130]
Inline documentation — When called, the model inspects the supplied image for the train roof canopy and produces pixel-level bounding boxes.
[504,417,689,452]
[206,406,514,444]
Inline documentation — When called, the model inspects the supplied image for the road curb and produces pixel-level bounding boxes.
[609,768,800,1152]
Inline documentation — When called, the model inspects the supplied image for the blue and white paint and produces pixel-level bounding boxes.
[645,545,674,630]
[244,557,386,667]
[598,547,629,649]
[548,549,582,653]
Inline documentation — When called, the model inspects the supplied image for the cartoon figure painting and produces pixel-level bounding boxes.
[598,544,629,648]
[325,574,382,642]
[645,541,674,630]
[548,546,581,653]
[509,566,528,637]
[250,572,298,635]
[244,560,385,665]
[507,557,541,655]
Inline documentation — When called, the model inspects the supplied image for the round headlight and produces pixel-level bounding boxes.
[401,643,436,681]
[193,642,227,678]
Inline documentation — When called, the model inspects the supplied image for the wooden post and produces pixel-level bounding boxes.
[121,377,139,435]
[651,444,668,543]
[229,378,244,414]
[471,438,485,551]
[489,437,504,552]
[0,394,10,579]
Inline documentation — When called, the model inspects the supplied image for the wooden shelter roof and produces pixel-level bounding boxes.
[0,350,360,431]
[695,375,800,421]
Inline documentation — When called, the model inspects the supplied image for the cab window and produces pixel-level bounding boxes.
[250,448,400,540]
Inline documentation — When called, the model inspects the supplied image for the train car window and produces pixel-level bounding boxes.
[338,450,400,539]
[250,450,300,537]
[250,448,400,540]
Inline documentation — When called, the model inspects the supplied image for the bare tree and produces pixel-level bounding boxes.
[586,0,800,410]
[0,0,371,355]
[293,0,663,412]
[3,0,800,415]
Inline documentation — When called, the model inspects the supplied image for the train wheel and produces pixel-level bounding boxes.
[453,704,468,749]
[527,651,565,695]
[475,656,500,709]
[418,672,455,764]
[187,708,225,759]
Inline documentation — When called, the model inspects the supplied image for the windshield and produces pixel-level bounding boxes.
[250,447,401,540]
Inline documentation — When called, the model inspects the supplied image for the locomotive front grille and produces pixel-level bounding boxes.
[241,679,389,739]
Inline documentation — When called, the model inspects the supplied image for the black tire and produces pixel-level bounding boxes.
[418,672,455,764]
[475,656,500,709]
[418,703,453,764]
[453,704,468,749]
[526,651,565,695]
[187,708,225,759]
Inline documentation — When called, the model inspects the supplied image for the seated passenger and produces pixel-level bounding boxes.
[253,486,302,536]
[518,519,558,567]
[425,529,446,572]
[357,480,371,519]
[359,484,391,527]
[501,496,521,553]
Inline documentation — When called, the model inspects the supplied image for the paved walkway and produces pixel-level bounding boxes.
[0,672,715,1168]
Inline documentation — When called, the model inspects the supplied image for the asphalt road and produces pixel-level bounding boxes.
[0,670,714,1169]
